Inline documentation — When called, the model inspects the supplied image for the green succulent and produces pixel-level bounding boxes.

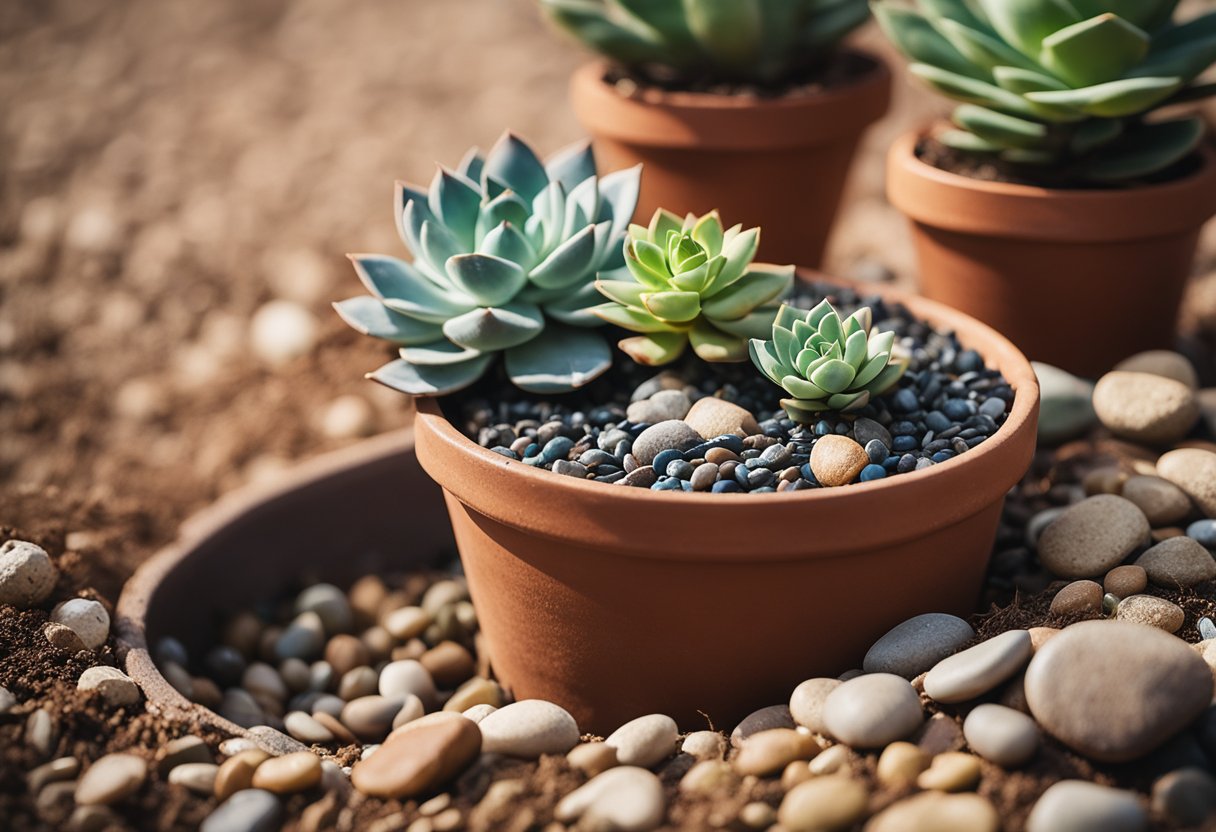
[539,0,870,84]
[335,133,641,396]
[873,0,1216,181]
[750,300,908,422]
[593,209,794,365]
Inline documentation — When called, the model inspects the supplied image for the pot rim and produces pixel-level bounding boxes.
[570,50,891,150]
[414,273,1040,560]
[887,128,1216,241]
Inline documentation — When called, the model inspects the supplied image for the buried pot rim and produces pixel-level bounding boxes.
[414,272,1040,561]
[569,50,891,151]
[887,128,1216,242]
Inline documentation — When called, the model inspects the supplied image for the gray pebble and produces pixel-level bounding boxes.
[294,584,352,635]
[962,703,1039,767]
[1026,780,1146,832]
[823,673,923,748]
[863,613,975,679]
[247,725,308,757]
[200,788,282,832]
[275,612,325,661]
[923,630,1032,704]
[285,711,335,744]
[631,421,703,466]
[1151,767,1216,827]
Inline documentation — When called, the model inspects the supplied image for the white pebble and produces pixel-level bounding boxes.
[378,660,437,705]
[320,395,376,439]
[478,700,580,758]
[50,598,109,650]
[77,667,141,706]
[555,766,665,832]
[0,540,58,608]
[681,731,726,760]
[250,300,317,366]
[605,714,679,768]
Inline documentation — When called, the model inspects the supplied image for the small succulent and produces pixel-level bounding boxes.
[335,133,640,396]
[750,300,908,422]
[873,0,1216,181]
[594,209,794,365]
[539,0,870,85]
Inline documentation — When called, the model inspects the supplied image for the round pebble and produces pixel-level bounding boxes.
[1114,350,1198,389]
[75,753,147,806]
[378,659,437,704]
[1093,370,1199,444]
[1025,620,1213,761]
[809,435,868,487]
[168,762,219,795]
[250,751,321,794]
[1151,767,1216,827]
[626,389,691,424]
[77,666,141,706]
[962,704,1039,767]
[605,714,679,768]
[789,678,840,733]
[383,606,430,640]
[0,540,57,608]
[1189,518,1216,547]
[1034,362,1096,444]
[683,397,759,440]
[680,731,725,761]
[916,751,981,792]
[1135,536,1216,587]
[555,766,665,832]
[876,741,927,785]
[822,673,923,748]
[923,630,1032,704]
[477,699,580,759]
[1026,780,1147,832]
[50,598,109,650]
[1103,565,1147,598]
[295,583,352,635]
[1158,449,1216,517]
[567,742,619,776]
[1036,495,1150,579]
[778,776,867,832]
[284,711,335,744]
[341,695,403,742]
[1049,581,1103,616]
[250,299,317,366]
[863,613,976,679]
[1121,476,1193,526]
[732,729,819,777]
[214,750,270,801]
[1115,595,1185,632]
[351,712,481,799]
[866,792,999,832]
[730,705,795,747]
[631,421,704,467]
[200,788,281,832]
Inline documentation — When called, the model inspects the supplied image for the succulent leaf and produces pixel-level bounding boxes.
[504,325,613,392]
[368,355,495,397]
[333,296,444,346]
[618,331,689,365]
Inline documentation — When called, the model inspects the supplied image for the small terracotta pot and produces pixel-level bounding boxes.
[887,130,1216,379]
[414,276,1039,735]
[117,430,453,737]
[570,53,891,269]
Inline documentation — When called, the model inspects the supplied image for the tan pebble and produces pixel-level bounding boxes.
[313,712,358,745]
[809,744,850,775]
[734,729,820,777]
[1049,580,1103,615]
[679,760,736,795]
[810,436,869,487]
[781,760,814,790]
[348,575,387,623]
[361,626,395,662]
[1193,640,1216,671]
[778,776,868,832]
[28,756,80,793]
[1103,565,1147,598]
[865,791,999,832]
[739,801,776,829]
[1113,350,1198,389]
[45,623,87,653]
[683,396,760,439]
[1082,468,1127,496]
[191,677,223,709]
[1121,476,1193,526]
[680,730,725,760]
[876,741,928,785]
[250,750,321,794]
[74,753,147,806]
[1028,628,1061,652]
[917,752,981,792]
[1116,595,1185,632]
[1157,448,1216,517]
[1093,371,1199,444]
[324,634,369,677]
[443,677,502,713]
[789,678,841,734]
[420,641,475,689]
[567,742,618,776]
[214,749,270,801]
[167,762,218,795]
[1037,495,1150,579]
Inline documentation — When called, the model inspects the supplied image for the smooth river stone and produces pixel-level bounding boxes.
[554,766,665,832]
[682,397,759,440]
[1157,448,1216,518]
[866,792,999,832]
[731,705,795,747]
[200,788,281,832]
[1025,620,1213,762]
[777,776,868,832]
[75,753,147,805]
[789,678,840,734]
[477,699,580,758]
[923,630,1032,704]
[0,539,57,608]
[1115,595,1185,633]
[1113,350,1198,389]
[605,714,679,768]
[1136,537,1216,588]
[1026,781,1147,832]
[631,421,704,467]
[864,613,976,679]
[962,704,1039,768]
[1092,371,1199,444]
[249,751,321,794]
[1121,476,1193,526]
[350,712,481,799]
[822,673,923,748]
[1036,495,1150,579]
[732,729,820,777]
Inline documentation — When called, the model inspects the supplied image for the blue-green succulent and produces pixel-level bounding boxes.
[336,133,641,396]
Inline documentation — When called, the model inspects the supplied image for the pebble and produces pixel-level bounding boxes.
[392,695,425,729]
[285,711,335,744]
[242,662,288,702]
[443,677,502,712]
[46,623,88,652]
[822,673,923,748]
[626,389,691,423]
[680,731,725,760]
[157,736,211,777]
[863,613,975,679]
[168,762,219,795]
[75,753,147,806]
[739,801,776,829]
[730,705,795,747]
[1136,536,1216,587]
[605,714,679,768]
[865,792,999,832]
[682,397,759,439]
[383,606,430,640]
[200,788,282,832]
[350,713,481,799]
[1103,565,1147,598]
[26,707,58,757]
[420,641,476,688]
[777,776,868,832]
[378,660,437,704]
[214,750,270,801]
[477,700,580,758]
[1121,476,1193,526]
[1115,595,1185,632]
[1190,519,1216,547]
[1049,580,1103,615]
[50,598,110,650]
[554,766,665,832]
[221,688,264,728]
[963,704,1039,767]
[0,685,13,715]
[1151,767,1216,827]
[916,751,981,792]
[341,695,404,742]
[1036,495,1150,578]
[789,678,840,733]
[77,666,141,706]
[460,703,496,724]
[808,744,851,775]
[567,742,618,776]
[1093,371,1199,444]
[809,435,869,487]
[733,729,819,777]
[250,750,322,794]
[923,630,1032,704]
[247,726,308,757]
[1034,363,1096,444]
[1025,620,1213,761]
[1114,350,1198,389]
[1026,780,1147,832]
[319,394,376,439]
[1157,448,1216,517]
[0,539,57,608]
[250,299,317,366]
[630,421,704,467]
[875,741,927,784]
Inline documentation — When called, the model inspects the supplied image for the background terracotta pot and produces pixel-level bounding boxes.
[117,430,452,737]
[414,277,1040,735]
[570,52,891,269]
[888,130,1216,379]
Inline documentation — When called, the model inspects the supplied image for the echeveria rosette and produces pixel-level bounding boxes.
[872,0,1216,182]
[593,209,794,366]
[750,300,908,423]
[539,0,870,85]
[334,133,641,396]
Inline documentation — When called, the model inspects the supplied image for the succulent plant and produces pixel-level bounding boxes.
[539,0,870,85]
[335,133,641,396]
[750,300,908,422]
[873,0,1216,181]
[593,209,794,365]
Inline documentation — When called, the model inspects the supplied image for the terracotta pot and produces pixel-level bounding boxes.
[570,52,891,269]
[414,276,1040,735]
[887,130,1216,379]
[117,430,453,737]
